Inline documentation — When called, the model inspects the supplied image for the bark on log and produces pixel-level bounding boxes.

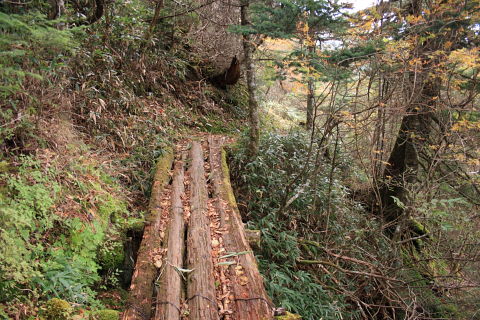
[123,149,174,320]
[186,141,219,320]
[154,158,186,320]
[208,136,273,320]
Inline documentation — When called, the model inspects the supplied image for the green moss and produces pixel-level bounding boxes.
[146,147,174,223]
[90,309,119,320]
[44,298,73,320]
[428,258,449,277]
[409,219,429,235]
[0,161,10,173]
[275,312,302,320]
[221,148,238,209]
[126,219,144,232]
[98,194,128,223]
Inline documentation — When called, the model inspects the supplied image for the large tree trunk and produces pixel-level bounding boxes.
[380,76,439,228]
[186,142,219,320]
[208,136,273,320]
[154,158,186,320]
[241,0,260,157]
[123,150,174,320]
[378,0,446,229]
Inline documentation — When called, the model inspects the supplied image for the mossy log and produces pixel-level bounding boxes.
[186,141,219,320]
[122,149,174,320]
[154,158,186,320]
[208,136,273,320]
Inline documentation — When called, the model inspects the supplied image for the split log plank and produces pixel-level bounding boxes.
[186,141,220,320]
[123,149,174,320]
[154,157,186,320]
[208,136,273,320]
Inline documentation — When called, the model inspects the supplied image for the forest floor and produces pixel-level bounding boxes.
[122,134,274,320]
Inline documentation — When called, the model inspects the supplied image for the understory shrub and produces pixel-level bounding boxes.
[230,129,472,319]
[230,130,359,319]
[0,155,132,310]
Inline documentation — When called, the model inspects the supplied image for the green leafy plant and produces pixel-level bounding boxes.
[230,131,356,319]
[0,12,79,149]
[0,156,60,298]
[0,153,137,312]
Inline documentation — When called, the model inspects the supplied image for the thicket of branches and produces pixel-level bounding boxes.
[231,0,480,319]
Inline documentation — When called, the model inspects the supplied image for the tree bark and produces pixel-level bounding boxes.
[378,0,448,229]
[122,150,174,320]
[306,38,315,129]
[89,0,105,24]
[186,141,219,320]
[154,158,186,320]
[48,0,65,20]
[145,0,165,42]
[306,79,315,129]
[241,0,260,157]
[380,76,439,227]
[208,136,273,320]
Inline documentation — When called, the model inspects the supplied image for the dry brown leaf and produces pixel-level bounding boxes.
[153,255,163,269]
[239,276,249,285]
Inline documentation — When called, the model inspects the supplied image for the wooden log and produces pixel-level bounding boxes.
[123,149,174,320]
[186,141,220,320]
[208,136,273,320]
[154,158,186,320]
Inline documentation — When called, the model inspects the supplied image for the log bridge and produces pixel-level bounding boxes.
[122,135,273,320]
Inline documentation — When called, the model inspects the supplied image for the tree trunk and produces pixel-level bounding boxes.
[380,76,439,227]
[89,0,105,24]
[306,78,315,129]
[377,0,448,229]
[48,0,65,20]
[306,39,315,129]
[154,158,186,320]
[123,150,174,320]
[145,0,165,42]
[208,136,273,320]
[241,0,260,157]
[186,142,219,320]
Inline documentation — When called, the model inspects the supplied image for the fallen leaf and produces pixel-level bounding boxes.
[153,255,163,268]
[239,276,249,285]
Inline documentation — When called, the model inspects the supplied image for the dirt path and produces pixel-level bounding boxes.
[122,135,273,320]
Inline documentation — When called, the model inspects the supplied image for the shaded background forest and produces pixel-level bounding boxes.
[1,0,480,319]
